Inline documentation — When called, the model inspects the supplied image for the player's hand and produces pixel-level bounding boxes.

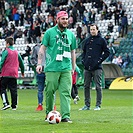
[36,65,42,74]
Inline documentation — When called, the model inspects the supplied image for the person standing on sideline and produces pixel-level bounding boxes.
[36,11,76,123]
[79,24,110,111]
[0,37,24,110]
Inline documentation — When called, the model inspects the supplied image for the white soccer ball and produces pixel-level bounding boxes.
[47,110,61,124]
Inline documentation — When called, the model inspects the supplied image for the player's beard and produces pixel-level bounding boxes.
[58,21,68,30]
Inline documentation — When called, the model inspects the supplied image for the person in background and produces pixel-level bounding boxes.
[107,43,115,62]
[71,64,82,104]
[30,34,57,111]
[30,36,45,111]
[107,22,114,33]
[21,45,32,60]
[79,24,110,111]
[13,10,20,27]
[117,55,123,68]
[0,37,24,110]
[112,55,118,64]
[81,22,88,39]
[122,53,131,68]
[121,13,128,37]
[36,11,76,123]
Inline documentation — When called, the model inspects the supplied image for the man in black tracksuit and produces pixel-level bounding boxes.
[79,24,110,111]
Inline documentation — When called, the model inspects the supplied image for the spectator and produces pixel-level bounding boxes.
[108,22,114,33]
[106,8,113,20]
[101,8,107,20]
[81,22,88,38]
[119,7,125,18]
[0,14,3,27]
[107,43,115,62]
[24,0,30,10]
[46,0,52,11]
[21,45,32,60]
[24,24,33,44]
[88,9,96,24]
[11,4,17,20]
[33,19,41,43]
[20,11,24,26]
[13,10,20,27]
[5,5,12,21]
[10,22,15,30]
[84,9,89,25]
[14,28,23,42]
[114,7,120,25]
[49,6,56,18]
[102,2,108,11]
[79,24,110,111]
[122,53,131,68]
[104,33,111,45]
[1,27,10,39]
[112,55,118,64]
[117,55,123,68]
[47,13,55,28]
[56,0,68,7]
[35,14,42,24]
[78,2,86,21]
[117,1,123,10]
[10,28,16,39]
[76,23,82,39]
[40,17,48,32]
[110,0,117,7]
[31,0,37,14]
[68,13,74,28]
[121,13,128,37]
[71,4,78,26]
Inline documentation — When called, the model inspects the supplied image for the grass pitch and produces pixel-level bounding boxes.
[0,88,132,133]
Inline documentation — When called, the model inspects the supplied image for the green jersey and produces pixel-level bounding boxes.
[42,25,77,72]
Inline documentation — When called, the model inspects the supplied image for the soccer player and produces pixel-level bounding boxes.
[0,37,24,110]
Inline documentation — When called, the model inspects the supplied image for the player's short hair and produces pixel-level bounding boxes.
[90,23,99,30]
[5,37,14,46]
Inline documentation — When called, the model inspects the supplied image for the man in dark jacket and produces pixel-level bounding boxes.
[79,24,110,111]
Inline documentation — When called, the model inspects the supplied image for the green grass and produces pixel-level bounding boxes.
[0,89,132,133]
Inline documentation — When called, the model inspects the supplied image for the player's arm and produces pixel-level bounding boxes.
[71,49,76,74]
[18,53,25,77]
[0,49,8,72]
[36,45,46,74]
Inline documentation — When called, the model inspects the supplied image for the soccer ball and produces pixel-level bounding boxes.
[47,110,61,124]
